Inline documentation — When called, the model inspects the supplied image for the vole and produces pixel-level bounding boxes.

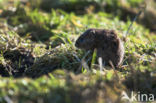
[75,28,124,67]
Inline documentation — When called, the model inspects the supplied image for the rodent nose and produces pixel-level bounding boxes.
[75,41,79,47]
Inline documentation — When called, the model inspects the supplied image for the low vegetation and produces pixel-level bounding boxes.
[0,0,156,103]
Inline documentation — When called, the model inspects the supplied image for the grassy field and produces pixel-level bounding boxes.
[0,0,156,103]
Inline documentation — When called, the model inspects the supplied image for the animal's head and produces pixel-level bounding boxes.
[75,29,96,50]
[107,30,120,51]
[75,29,120,51]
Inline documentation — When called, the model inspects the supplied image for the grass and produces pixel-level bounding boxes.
[0,0,156,103]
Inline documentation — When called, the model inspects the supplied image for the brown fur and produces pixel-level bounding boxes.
[75,28,124,67]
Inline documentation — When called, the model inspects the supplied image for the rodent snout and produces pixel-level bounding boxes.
[75,41,79,47]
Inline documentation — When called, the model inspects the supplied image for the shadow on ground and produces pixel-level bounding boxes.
[123,69,156,99]
[0,46,81,78]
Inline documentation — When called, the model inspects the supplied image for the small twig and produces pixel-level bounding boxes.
[109,60,120,82]
[4,96,13,103]
[82,50,91,60]
[72,53,81,62]
[81,59,90,71]
[76,50,91,72]
[124,4,146,37]
[124,11,142,37]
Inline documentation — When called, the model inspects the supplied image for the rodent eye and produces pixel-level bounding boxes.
[79,38,84,42]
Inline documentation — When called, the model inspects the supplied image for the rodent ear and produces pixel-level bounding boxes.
[109,30,117,40]
[90,30,96,35]
[110,30,115,34]
[111,39,119,52]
